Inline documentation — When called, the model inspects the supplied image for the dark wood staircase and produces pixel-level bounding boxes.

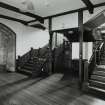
[89,65,105,91]
[83,40,105,94]
[16,46,49,77]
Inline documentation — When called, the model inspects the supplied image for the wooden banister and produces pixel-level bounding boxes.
[17,45,50,75]
[83,40,105,87]
[84,60,89,82]
[16,47,34,70]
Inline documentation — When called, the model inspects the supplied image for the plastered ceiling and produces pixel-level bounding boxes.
[0,0,105,17]
[0,0,105,21]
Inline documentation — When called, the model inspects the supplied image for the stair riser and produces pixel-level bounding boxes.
[91,75,105,82]
[93,71,105,77]
[17,70,32,76]
[17,69,41,77]
[25,63,34,66]
[22,66,34,70]
[90,81,105,90]
[100,63,105,65]
[95,68,105,71]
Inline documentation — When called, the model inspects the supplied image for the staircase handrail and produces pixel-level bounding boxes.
[83,40,104,86]
[16,48,33,69]
[89,40,104,64]
[32,46,49,72]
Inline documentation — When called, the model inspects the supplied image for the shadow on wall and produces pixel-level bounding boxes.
[0,23,16,72]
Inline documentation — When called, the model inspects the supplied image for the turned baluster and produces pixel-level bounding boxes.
[17,55,21,70]
[30,47,34,59]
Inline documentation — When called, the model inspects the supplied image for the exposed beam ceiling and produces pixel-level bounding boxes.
[0,14,27,25]
[81,0,94,14]
[0,1,105,30]
[0,14,45,30]
[30,24,46,30]
[26,19,36,24]
[0,2,44,23]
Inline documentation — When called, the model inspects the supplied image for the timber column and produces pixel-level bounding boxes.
[49,18,53,75]
[78,10,84,88]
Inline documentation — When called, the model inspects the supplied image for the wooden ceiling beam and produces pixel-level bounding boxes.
[0,2,44,23]
[81,0,94,14]
[0,14,27,25]
[0,14,45,30]
[26,19,37,24]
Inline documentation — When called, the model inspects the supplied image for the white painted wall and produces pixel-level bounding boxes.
[72,42,93,61]
[0,19,49,58]
[52,13,78,30]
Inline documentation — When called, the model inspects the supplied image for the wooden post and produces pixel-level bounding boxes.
[17,55,21,70]
[30,47,34,58]
[78,10,83,88]
[84,60,89,82]
[55,32,57,47]
[83,59,89,91]
[49,18,53,75]
[94,50,97,64]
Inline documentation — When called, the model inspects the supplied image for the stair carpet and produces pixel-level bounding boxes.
[18,57,46,77]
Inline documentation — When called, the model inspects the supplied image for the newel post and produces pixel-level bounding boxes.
[30,47,34,59]
[48,17,53,75]
[83,60,89,91]
[17,55,21,70]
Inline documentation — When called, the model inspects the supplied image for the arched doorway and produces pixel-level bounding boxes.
[0,23,16,72]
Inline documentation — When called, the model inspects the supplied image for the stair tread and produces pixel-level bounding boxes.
[91,75,105,82]
[91,74,105,78]
[88,86,105,93]
[18,68,33,74]
[96,65,105,69]
[26,63,34,65]
[24,64,34,67]
[19,68,40,73]
[93,71,105,76]
[22,66,34,70]
[94,70,105,73]
[95,68,105,71]
[89,79,105,85]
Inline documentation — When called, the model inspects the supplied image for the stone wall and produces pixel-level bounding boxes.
[0,23,16,71]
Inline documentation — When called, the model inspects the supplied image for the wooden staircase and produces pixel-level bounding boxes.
[16,46,49,77]
[89,65,105,93]
[83,40,105,94]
